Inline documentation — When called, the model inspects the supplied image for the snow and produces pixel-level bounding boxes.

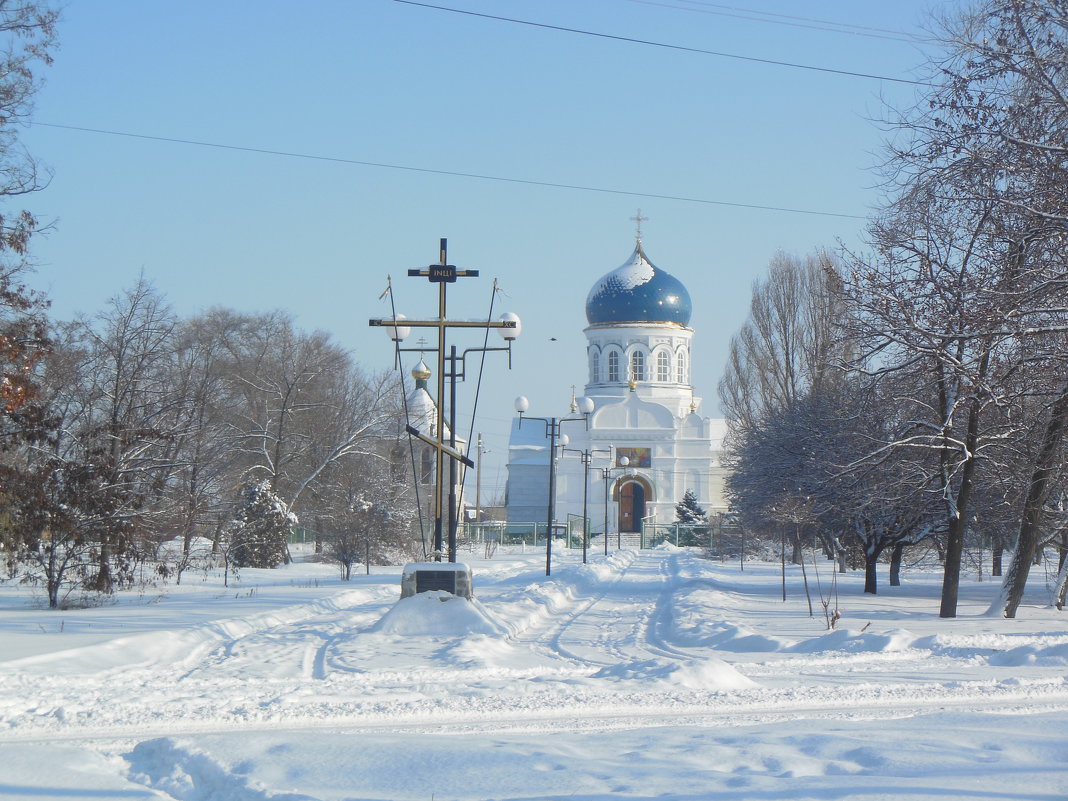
[1,546,1066,800]
[371,591,506,636]
[587,250,656,297]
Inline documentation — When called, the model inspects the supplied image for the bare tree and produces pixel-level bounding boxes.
[721,250,853,561]
[148,313,248,582]
[843,172,1031,617]
[729,375,939,593]
[53,279,181,592]
[848,0,1068,617]
[0,1,57,201]
[218,311,399,516]
[719,250,846,436]
[319,453,419,579]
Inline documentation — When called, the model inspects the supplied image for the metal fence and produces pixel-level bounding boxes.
[461,519,585,548]
[464,519,715,550]
[639,521,712,549]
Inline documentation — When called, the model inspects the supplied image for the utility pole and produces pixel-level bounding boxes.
[370,239,520,562]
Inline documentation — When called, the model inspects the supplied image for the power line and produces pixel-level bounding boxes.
[30,122,868,220]
[625,0,926,44]
[391,0,932,87]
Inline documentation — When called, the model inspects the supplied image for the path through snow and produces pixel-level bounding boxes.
[1,547,1066,800]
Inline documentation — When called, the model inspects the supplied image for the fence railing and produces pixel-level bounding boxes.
[463,520,716,550]
[640,522,712,549]
[460,520,583,547]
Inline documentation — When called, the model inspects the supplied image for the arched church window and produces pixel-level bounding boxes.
[657,350,671,382]
[631,350,645,382]
[607,350,620,382]
[590,349,600,383]
[677,348,687,383]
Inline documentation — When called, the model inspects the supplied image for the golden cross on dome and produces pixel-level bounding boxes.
[630,209,649,244]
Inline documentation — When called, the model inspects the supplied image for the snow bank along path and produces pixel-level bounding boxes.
[1,547,1067,800]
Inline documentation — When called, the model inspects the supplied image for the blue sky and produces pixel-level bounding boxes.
[20,0,939,499]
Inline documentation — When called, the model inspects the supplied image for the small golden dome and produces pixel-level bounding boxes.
[412,360,432,381]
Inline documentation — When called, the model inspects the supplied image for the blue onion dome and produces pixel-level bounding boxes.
[585,243,692,326]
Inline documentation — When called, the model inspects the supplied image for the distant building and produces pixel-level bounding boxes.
[505,236,728,534]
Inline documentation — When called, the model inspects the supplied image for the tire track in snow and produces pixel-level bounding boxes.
[520,550,645,668]
[522,549,700,670]
[639,551,705,661]
[6,551,1068,751]
[172,586,395,683]
[5,673,1067,745]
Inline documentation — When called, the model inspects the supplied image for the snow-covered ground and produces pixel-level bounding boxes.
[1,545,1066,801]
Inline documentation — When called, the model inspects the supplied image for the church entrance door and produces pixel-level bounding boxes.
[619,481,646,533]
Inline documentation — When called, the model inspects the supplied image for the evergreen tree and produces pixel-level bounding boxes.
[675,489,707,524]
[226,481,296,569]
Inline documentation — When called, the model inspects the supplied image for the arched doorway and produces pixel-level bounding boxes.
[618,480,646,533]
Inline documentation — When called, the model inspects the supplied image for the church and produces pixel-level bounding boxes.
[505,232,729,536]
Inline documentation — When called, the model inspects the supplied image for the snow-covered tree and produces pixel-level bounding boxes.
[215,311,398,516]
[159,313,243,559]
[225,481,296,569]
[675,490,707,524]
[318,452,420,579]
[0,1,60,590]
[63,278,181,593]
[1,461,90,609]
[844,0,1068,617]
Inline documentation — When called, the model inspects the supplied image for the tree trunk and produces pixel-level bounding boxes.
[1054,554,1068,611]
[991,537,1002,577]
[89,540,114,594]
[940,516,966,618]
[1000,383,1068,618]
[863,543,884,595]
[46,541,60,609]
[1054,529,1068,610]
[889,542,904,587]
[211,517,224,556]
[940,374,984,619]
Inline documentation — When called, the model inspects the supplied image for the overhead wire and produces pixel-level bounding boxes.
[623,0,927,44]
[456,278,500,504]
[391,0,934,87]
[29,122,867,220]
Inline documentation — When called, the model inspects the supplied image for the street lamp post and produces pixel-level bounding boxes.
[437,341,518,561]
[475,433,488,532]
[514,395,594,576]
[562,446,609,563]
[597,456,630,555]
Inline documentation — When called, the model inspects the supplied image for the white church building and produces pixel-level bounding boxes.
[505,236,729,536]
